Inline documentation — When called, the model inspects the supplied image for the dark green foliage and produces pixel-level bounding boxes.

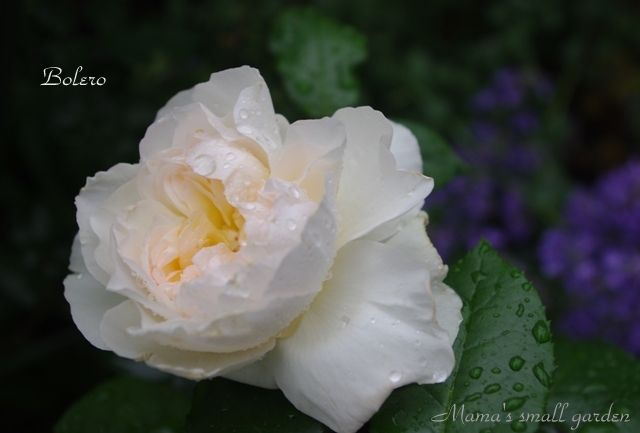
[547,340,640,433]
[271,8,366,117]
[187,379,328,433]
[55,376,190,433]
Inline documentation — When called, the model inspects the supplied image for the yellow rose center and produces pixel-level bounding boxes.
[154,170,244,284]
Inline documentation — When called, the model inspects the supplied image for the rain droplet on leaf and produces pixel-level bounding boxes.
[532,362,550,387]
[531,320,551,343]
[469,367,483,379]
[511,420,527,432]
[509,356,525,371]
[464,392,482,402]
[484,383,501,394]
[503,396,528,411]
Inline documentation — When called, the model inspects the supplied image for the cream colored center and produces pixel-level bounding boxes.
[152,170,244,284]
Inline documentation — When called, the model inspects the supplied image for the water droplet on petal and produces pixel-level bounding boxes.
[239,109,249,120]
[340,315,351,328]
[286,220,297,231]
[389,371,402,384]
[289,186,301,199]
[225,152,236,161]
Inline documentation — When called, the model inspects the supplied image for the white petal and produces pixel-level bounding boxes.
[384,212,463,344]
[333,107,433,247]
[100,300,276,380]
[432,281,463,345]
[193,66,270,118]
[364,203,422,242]
[268,238,457,433]
[140,103,240,161]
[156,88,194,119]
[271,118,346,202]
[156,66,269,119]
[76,163,139,285]
[390,122,422,173]
[223,357,277,389]
[384,212,447,281]
[64,236,125,350]
[150,66,281,162]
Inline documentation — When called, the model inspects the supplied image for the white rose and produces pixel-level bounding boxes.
[64,66,462,433]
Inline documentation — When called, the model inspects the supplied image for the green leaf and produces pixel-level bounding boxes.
[400,120,466,185]
[186,378,328,433]
[270,7,366,117]
[371,242,555,433]
[55,376,190,433]
[546,340,640,433]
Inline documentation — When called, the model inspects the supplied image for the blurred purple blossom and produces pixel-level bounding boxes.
[539,160,640,355]
[427,68,551,260]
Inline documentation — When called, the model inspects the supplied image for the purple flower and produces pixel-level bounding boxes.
[539,159,640,356]
[493,68,524,108]
[428,68,551,260]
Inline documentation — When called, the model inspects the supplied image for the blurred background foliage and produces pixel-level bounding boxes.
[4,0,640,431]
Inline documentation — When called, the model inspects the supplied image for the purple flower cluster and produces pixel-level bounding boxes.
[539,160,640,355]
[427,68,551,259]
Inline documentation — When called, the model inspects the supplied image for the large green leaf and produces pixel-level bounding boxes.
[270,7,366,117]
[546,340,640,433]
[400,120,466,185]
[371,242,555,433]
[186,378,328,433]
[55,376,190,433]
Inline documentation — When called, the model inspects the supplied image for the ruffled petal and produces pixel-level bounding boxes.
[390,121,422,173]
[76,163,139,285]
[267,237,457,433]
[64,237,125,350]
[384,212,463,343]
[100,300,276,380]
[140,103,241,161]
[333,107,433,247]
[149,66,281,163]
[129,178,339,353]
[431,281,463,345]
[271,118,346,202]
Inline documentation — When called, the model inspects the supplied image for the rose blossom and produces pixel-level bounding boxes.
[64,66,462,433]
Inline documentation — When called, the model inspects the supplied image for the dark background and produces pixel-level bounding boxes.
[4,1,640,431]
